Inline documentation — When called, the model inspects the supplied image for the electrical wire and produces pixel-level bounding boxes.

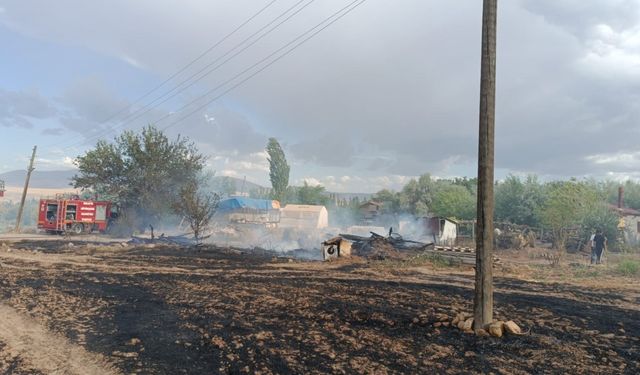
[158,0,369,132]
[44,0,277,149]
[61,0,316,150]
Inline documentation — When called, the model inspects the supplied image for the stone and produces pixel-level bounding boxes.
[504,321,522,335]
[462,318,474,332]
[488,322,504,338]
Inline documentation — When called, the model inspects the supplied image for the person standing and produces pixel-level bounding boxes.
[592,229,607,265]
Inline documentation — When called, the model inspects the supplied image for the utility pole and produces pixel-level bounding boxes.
[474,0,497,330]
[15,146,37,233]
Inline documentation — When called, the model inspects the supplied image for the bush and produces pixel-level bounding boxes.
[616,259,640,277]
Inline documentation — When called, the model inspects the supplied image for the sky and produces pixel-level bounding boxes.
[1,0,640,193]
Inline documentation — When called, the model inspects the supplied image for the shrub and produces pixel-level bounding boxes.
[616,259,640,277]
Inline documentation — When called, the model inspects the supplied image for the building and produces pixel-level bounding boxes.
[358,201,383,222]
[279,204,329,229]
[424,217,458,246]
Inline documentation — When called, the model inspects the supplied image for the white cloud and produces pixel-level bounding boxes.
[586,151,640,168]
[35,156,77,170]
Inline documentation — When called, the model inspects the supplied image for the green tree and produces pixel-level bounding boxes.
[399,174,438,216]
[580,203,619,251]
[293,182,329,206]
[73,125,206,232]
[431,184,476,220]
[450,177,478,193]
[266,138,290,204]
[373,189,401,213]
[174,180,220,243]
[495,175,545,227]
[540,180,599,249]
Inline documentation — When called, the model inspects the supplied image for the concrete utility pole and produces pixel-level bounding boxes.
[474,0,497,330]
[15,146,37,233]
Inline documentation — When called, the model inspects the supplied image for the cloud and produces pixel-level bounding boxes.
[2,0,640,183]
[0,88,57,127]
[41,128,65,136]
[35,156,76,169]
[59,76,131,122]
[289,134,356,167]
[171,106,267,155]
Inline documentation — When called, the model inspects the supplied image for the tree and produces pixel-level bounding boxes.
[451,177,478,193]
[373,189,401,213]
[580,203,619,251]
[399,174,438,216]
[294,182,329,206]
[174,181,220,243]
[431,184,476,220]
[73,125,206,232]
[266,138,290,204]
[540,180,599,249]
[495,175,545,227]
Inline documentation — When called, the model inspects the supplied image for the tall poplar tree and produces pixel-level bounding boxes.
[266,138,290,204]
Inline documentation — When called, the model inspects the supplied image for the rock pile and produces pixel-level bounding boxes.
[416,311,524,338]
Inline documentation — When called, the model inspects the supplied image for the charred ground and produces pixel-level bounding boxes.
[0,240,638,374]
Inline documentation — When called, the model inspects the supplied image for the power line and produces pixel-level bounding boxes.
[95,0,278,125]
[58,0,369,151]
[63,0,316,150]
[45,0,277,150]
[159,0,368,132]
[105,0,315,134]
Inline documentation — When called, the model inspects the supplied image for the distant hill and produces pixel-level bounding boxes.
[0,169,76,189]
[0,170,373,199]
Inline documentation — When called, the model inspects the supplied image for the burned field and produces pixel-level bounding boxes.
[0,241,639,374]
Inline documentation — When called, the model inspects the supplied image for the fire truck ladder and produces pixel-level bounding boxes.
[56,200,67,232]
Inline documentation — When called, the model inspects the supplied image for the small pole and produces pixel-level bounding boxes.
[474,0,497,330]
[15,146,37,233]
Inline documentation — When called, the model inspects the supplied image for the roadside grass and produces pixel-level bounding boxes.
[615,258,640,277]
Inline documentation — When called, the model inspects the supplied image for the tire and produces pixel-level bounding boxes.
[71,223,84,235]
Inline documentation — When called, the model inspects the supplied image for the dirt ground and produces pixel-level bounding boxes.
[0,238,638,374]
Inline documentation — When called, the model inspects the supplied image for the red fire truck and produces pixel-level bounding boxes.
[37,195,114,234]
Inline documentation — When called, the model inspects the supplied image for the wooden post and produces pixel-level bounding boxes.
[474,0,497,330]
[15,146,37,233]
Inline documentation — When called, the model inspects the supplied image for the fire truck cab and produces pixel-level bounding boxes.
[37,195,113,234]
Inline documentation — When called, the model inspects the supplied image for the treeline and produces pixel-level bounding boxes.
[372,174,638,249]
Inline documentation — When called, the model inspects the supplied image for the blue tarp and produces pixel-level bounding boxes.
[217,197,276,213]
